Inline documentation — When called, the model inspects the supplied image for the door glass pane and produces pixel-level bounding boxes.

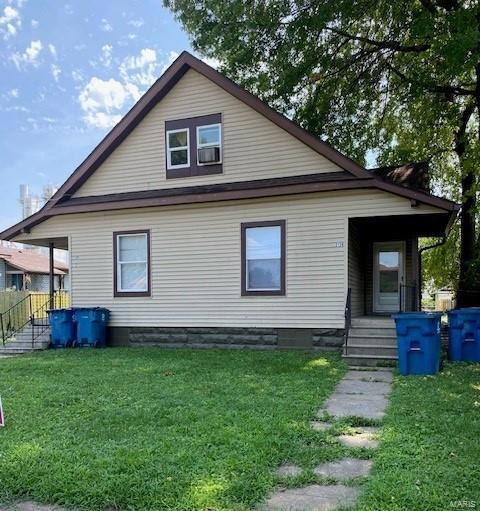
[379,270,399,293]
[379,251,399,269]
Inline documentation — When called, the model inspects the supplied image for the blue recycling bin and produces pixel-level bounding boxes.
[72,307,110,348]
[392,312,442,376]
[48,308,75,348]
[448,308,480,362]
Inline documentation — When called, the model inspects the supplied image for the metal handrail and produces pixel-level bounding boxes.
[344,288,352,356]
[0,291,66,346]
[29,297,54,348]
[0,294,32,345]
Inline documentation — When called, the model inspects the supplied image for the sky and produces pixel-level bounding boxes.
[0,0,194,231]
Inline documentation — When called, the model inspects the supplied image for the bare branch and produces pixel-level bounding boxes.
[384,61,475,97]
[325,26,431,53]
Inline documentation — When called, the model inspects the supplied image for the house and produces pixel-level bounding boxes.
[0,52,459,362]
[0,246,68,291]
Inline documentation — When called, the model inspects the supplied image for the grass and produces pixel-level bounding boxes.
[357,362,480,511]
[0,348,346,511]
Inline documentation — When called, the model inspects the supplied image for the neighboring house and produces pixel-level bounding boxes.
[0,247,68,292]
[0,52,459,358]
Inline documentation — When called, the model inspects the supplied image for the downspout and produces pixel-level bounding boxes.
[418,237,447,310]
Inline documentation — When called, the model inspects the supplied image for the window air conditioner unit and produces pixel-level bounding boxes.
[198,146,221,164]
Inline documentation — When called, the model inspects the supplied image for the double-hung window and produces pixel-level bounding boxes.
[196,124,222,165]
[241,221,286,296]
[165,113,223,178]
[114,230,151,297]
[166,128,190,169]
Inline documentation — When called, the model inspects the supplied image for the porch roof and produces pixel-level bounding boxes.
[350,212,454,238]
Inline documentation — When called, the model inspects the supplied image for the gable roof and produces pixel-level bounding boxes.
[47,51,372,208]
[0,51,460,242]
[0,247,68,275]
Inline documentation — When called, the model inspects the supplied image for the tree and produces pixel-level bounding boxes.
[165,0,480,304]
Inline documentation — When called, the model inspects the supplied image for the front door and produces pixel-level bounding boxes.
[373,241,405,313]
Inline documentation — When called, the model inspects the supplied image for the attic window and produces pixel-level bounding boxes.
[165,113,222,179]
[197,124,222,165]
[167,129,190,169]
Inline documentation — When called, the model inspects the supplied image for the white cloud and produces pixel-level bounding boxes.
[4,104,29,112]
[11,40,43,69]
[31,19,39,28]
[201,56,221,69]
[119,48,159,88]
[51,64,61,82]
[9,88,19,98]
[99,44,113,67]
[48,43,57,59]
[79,77,129,128]
[100,18,113,32]
[71,69,84,82]
[78,50,180,129]
[128,19,144,28]
[83,111,122,129]
[0,5,21,40]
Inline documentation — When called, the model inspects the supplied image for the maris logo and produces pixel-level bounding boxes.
[450,501,476,508]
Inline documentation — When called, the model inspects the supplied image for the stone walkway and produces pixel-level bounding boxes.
[263,367,393,510]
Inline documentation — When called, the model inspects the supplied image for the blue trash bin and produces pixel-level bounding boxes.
[448,308,480,362]
[392,312,442,376]
[48,308,75,348]
[72,307,110,347]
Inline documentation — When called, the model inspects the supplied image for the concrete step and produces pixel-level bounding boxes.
[349,327,397,337]
[348,335,397,347]
[3,341,49,349]
[351,317,395,328]
[14,335,50,342]
[342,354,398,367]
[344,344,397,357]
[0,346,45,354]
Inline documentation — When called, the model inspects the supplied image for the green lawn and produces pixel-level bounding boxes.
[0,348,345,511]
[357,362,480,511]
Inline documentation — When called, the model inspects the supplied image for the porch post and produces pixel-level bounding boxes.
[49,242,54,309]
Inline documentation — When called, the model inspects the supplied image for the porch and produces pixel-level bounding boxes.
[344,211,452,365]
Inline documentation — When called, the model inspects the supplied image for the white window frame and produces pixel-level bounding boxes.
[196,123,222,166]
[116,233,149,293]
[166,128,190,170]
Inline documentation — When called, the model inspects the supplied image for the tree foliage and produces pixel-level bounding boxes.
[165,0,480,301]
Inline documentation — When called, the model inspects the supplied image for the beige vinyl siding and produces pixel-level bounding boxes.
[348,223,365,317]
[74,69,344,197]
[16,189,444,329]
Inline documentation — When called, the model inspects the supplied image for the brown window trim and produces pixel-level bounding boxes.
[165,113,222,179]
[113,229,151,297]
[241,220,286,296]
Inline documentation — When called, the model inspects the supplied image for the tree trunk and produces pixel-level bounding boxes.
[455,98,478,307]
[457,168,479,307]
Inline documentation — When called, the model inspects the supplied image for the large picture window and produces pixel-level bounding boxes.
[113,230,151,297]
[241,220,286,296]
